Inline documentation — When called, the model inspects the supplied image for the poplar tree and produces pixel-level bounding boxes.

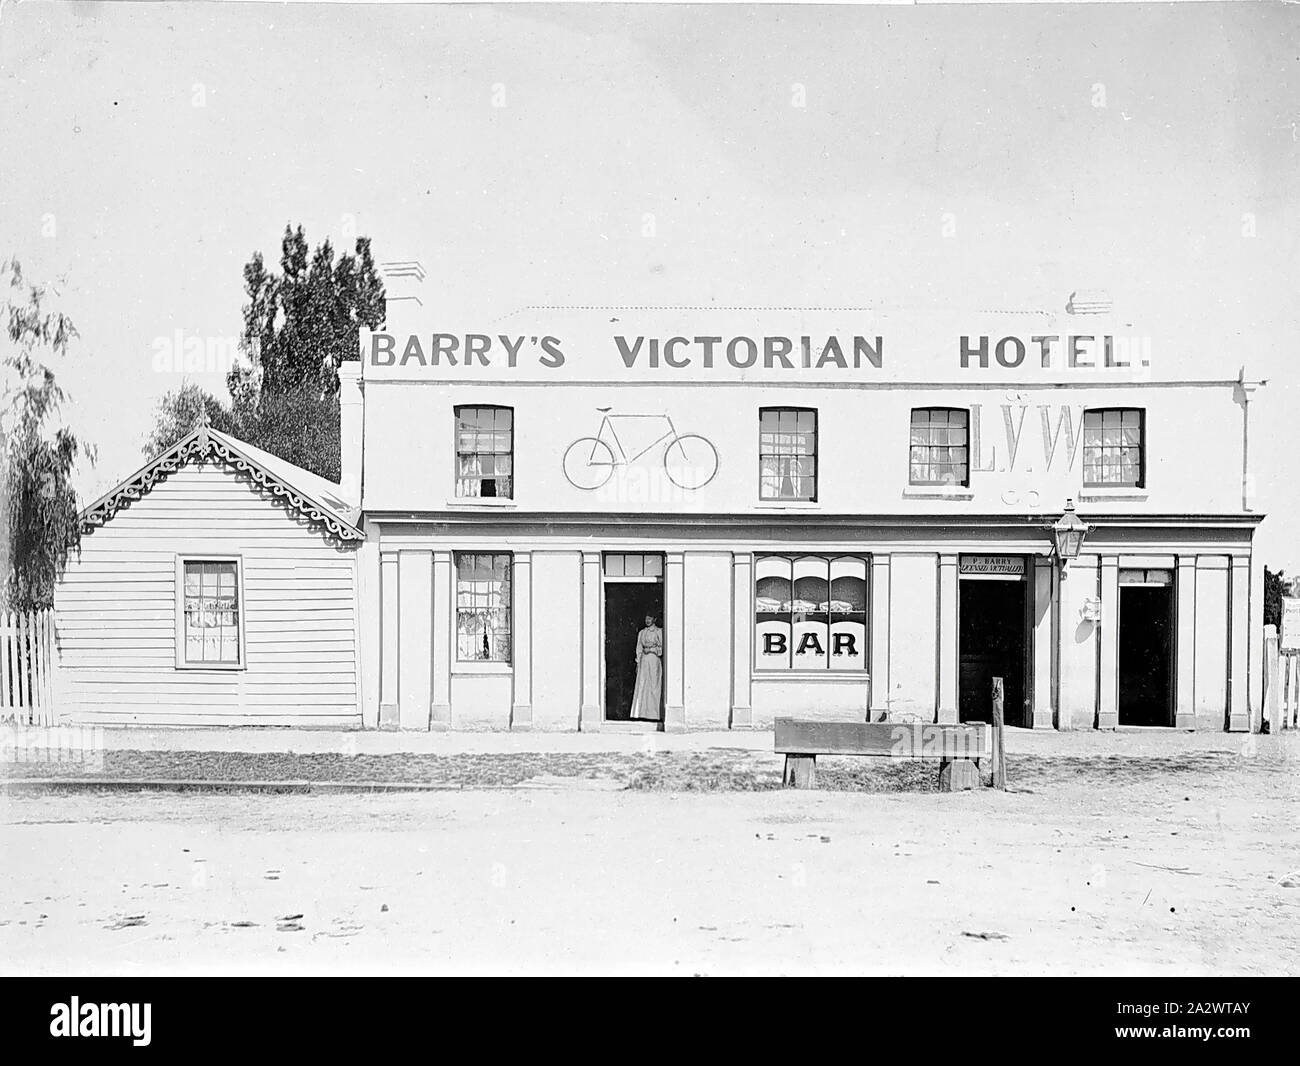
[147,225,386,482]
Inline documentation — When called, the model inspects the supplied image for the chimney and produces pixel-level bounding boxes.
[338,360,363,504]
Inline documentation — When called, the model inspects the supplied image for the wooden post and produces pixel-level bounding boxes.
[1264,625,1280,734]
[1288,654,1299,730]
[991,676,1006,790]
[782,754,817,789]
[0,612,10,719]
[1283,654,1292,730]
[45,608,57,725]
[16,610,28,721]
[1293,654,1300,729]
[36,609,49,726]
[1285,653,1292,729]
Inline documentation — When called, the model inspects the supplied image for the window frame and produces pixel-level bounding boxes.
[453,404,515,500]
[908,406,971,488]
[174,555,246,671]
[454,551,514,665]
[753,553,871,674]
[1082,407,1145,489]
[758,406,819,503]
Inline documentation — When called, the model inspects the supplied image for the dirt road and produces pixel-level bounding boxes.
[2,740,1297,975]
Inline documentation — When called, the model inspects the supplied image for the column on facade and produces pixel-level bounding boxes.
[511,552,533,730]
[398,550,432,730]
[1249,550,1265,729]
[1058,555,1100,730]
[1031,556,1055,729]
[430,551,452,730]
[379,551,399,729]
[1229,554,1250,732]
[1194,556,1230,732]
[357,518,381,729]
[1097,555,1120,730]
[1175,556,1196,729]
[869,554,891,721]
[579,551,601,730]
[937,554,958,724]
[730,553,753,728]
[664,552,686,732]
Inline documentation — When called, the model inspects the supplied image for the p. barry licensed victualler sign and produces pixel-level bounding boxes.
[959,555,1026,579]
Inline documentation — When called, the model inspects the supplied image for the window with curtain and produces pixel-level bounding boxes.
[456,552,512,662]
[759,407,818,501]
[178,558,242,666]
[1082,408,1144,487]
[455,405,514,498]
[909,407,969,486]
[755,554,868,671]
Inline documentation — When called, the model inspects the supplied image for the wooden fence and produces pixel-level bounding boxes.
[1263,623,1299,733]
[0,608,57,727]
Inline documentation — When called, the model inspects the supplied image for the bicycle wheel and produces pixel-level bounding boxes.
[663,434,719,490]
[563,437,616,490]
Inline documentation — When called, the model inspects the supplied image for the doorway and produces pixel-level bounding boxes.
[1118,572,1175,727]
[959,572,1029,726]
[603,554,665,724]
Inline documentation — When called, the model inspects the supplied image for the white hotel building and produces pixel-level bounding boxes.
[343,298,1266,734]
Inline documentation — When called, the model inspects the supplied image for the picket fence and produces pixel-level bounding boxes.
[0,608,58,726]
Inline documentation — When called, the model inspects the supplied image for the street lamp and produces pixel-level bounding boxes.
[1052,498,1090,564]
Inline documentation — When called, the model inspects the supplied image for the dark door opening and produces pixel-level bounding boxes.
[603,582,664,723]
[1118,584,1174,726]
[959,579,1028,726]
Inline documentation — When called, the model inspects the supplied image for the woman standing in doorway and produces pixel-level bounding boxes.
[629,614,663,721]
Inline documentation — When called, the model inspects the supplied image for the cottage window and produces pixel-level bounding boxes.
[759,407,818,501]
[456,552,512,662]
[176,557,243,668]
[909,407,969,486]
[755,554,868,671]
[1083,408,1144,487]
[455,405,514,498]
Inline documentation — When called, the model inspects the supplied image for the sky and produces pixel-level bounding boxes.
[1,2,1298,564]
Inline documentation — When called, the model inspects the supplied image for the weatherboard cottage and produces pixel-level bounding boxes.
[54,421,363,726]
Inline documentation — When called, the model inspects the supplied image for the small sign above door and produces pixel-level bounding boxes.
[959,555,1026,579]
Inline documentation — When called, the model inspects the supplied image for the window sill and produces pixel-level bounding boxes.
[754,501,821,510]
[452,662,514,676]
[1078,488,1148,503]
[175,663,245,672]
[445,498,518,509]
[902,486,974,500]
[753,671,870,682]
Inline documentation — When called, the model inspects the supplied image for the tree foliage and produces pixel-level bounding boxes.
[1265,566,1286,630]
[147,225,384,482]
[143,382,235,457]
[1,259,94,610]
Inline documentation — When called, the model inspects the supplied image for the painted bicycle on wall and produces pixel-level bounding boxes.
[562,408,720,491]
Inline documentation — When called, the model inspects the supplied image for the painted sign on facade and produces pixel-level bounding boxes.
[959,555,1026,579]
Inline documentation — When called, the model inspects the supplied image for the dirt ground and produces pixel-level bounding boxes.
[2,737,1298,975]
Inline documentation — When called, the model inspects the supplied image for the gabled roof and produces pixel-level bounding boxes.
[80,424,364,543]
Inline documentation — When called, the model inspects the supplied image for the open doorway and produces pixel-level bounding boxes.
[1118,571,1175,727]
[958,560,1029,726]
[603,554,665,724]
